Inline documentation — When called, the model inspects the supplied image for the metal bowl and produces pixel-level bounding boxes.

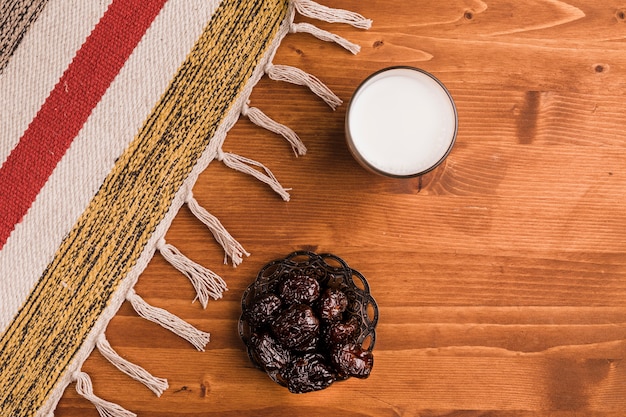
[238,251,379,387]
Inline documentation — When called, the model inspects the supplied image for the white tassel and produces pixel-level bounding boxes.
[216,149,291,201]
[127,289,210,351]
[157,239,228,307]
[241,102,307,156]
[266,63,342,110]
[186,194,250,266]
[293,0,372,29]
[96,334,169,397]
[290,22,361,55]
[74,371,136,417]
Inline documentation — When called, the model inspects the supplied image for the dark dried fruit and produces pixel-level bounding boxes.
[280,274,321,305]
[295,331,320,353]
[318,288,348,321]
[331,343,373,379]
[323,317,359,347]
[272,304,320,350]
[246,293,282,328]
[282,353,335,393]
[240,252,377,393]
[250,332,291,372]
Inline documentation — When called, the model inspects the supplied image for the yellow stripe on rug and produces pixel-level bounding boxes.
[0,0,289,414]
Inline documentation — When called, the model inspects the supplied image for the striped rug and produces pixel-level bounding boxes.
[0,0,370,415]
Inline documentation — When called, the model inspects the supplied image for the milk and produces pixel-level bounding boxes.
[346,67,457,177]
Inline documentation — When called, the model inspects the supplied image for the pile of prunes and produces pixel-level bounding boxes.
[239,251,378,393]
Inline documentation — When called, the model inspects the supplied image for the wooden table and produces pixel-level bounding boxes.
[57,1,626,415]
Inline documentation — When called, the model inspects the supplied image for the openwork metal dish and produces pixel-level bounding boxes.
[238,251,379,390]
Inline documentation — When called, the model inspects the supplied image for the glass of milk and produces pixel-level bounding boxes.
[345,66,457,178]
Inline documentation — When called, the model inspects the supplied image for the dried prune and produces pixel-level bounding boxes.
[323,317,359,347]
[279,274,320,305]
[282,353,335,393]
[246,293,282,328]
[295,330,320,353]
[250,332,291,372]
[331,343,373,379]
[272,304,320,350]
[318,288,348,321]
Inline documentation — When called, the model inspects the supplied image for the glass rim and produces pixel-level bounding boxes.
[344,66,458,178]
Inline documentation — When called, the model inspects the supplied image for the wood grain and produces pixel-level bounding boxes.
[56,1,626,416]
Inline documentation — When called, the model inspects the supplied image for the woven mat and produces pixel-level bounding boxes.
[0,0,369,415]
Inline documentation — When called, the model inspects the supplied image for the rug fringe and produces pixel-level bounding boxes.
[96,334,169,397]
[74,372,136,417]
[217,148,291,201]
[157,238,228,308]
[292,0,372,29]
[242,100,307,156]
[265,63,342,110]
[186,193,250,266]
[290,22,361,54]
[127,289,210,351]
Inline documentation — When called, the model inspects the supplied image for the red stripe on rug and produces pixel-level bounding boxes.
[0,0,168,248]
